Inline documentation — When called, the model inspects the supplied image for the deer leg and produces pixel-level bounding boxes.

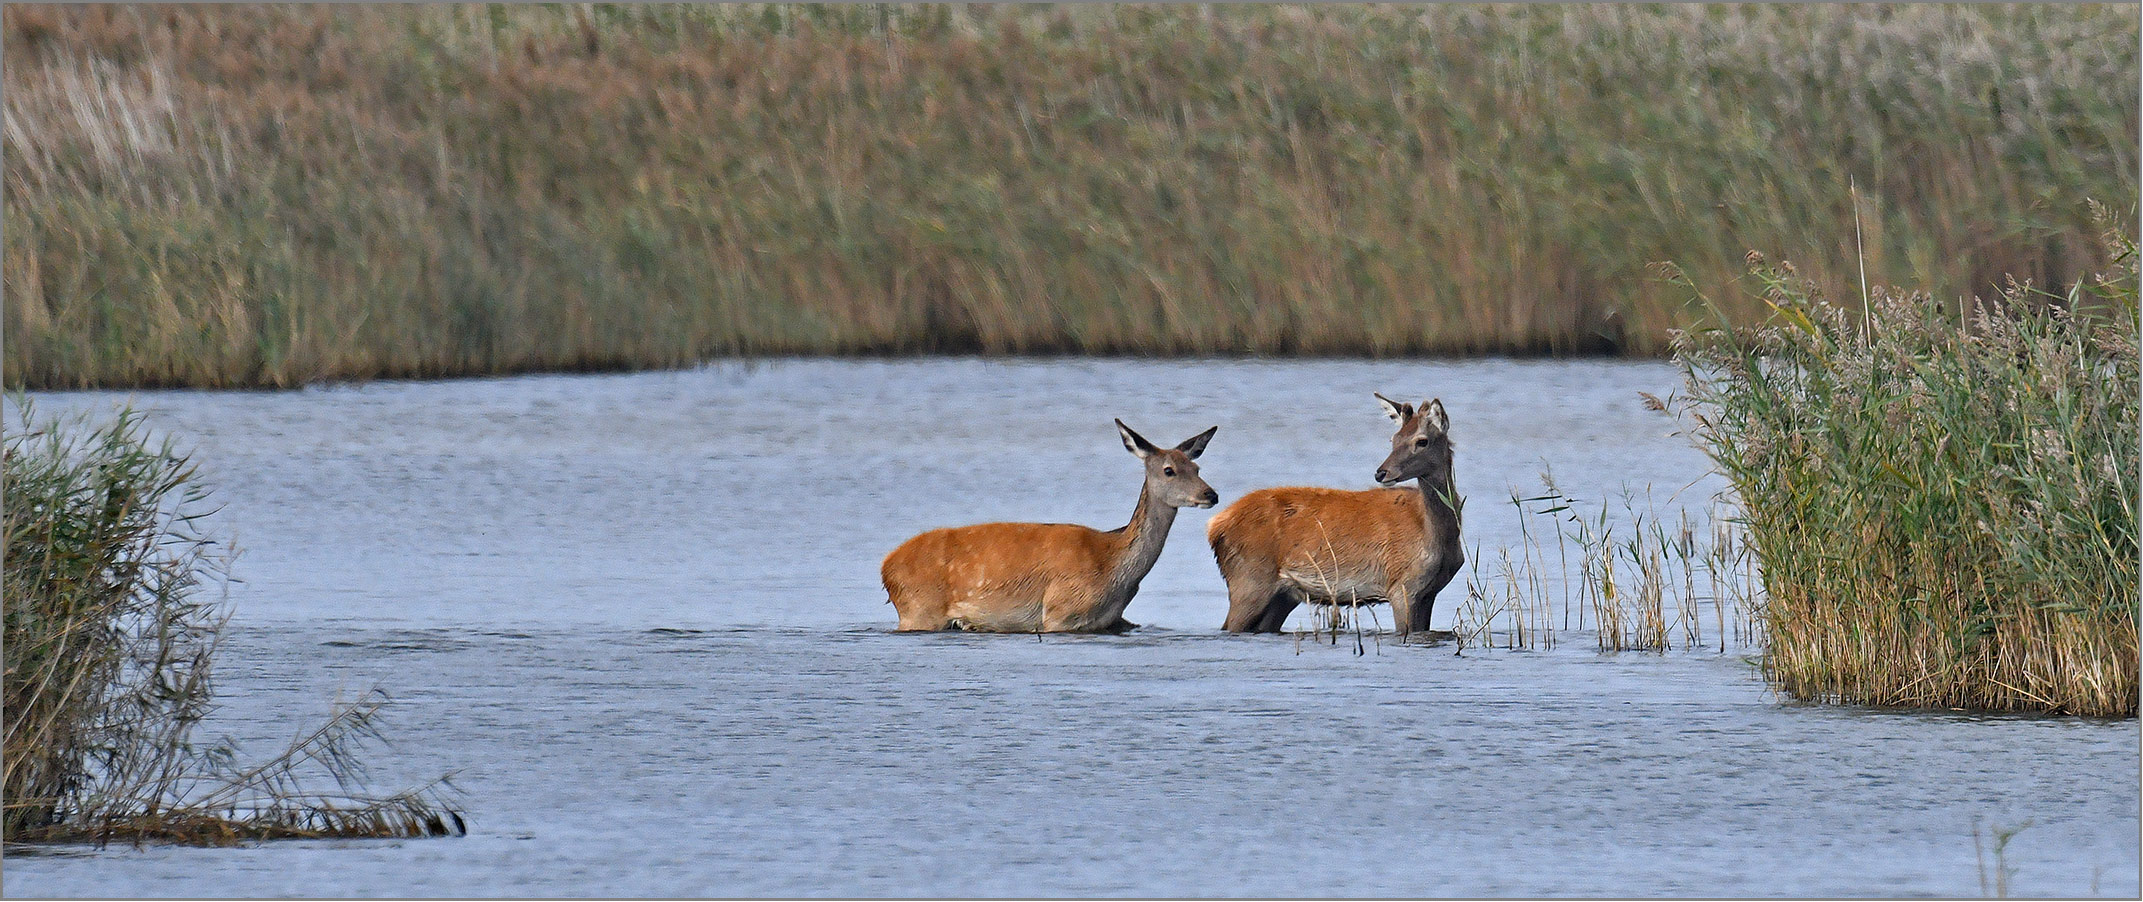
[1386,581,1417,638]
[1395,558,1461,638]
[1402,584,1440,636]
[891,588,951,631]
[1416,554,1463,635]
[1222,578,1279,632]
[1038,584,1083,633]
[1253,586,1303,633]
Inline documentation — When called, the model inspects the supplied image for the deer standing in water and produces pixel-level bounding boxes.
[1205,394,1462,637]
[882,420,1219,633]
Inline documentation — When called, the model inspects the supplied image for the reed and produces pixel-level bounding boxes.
[2,402,463,844]
[1668,213,2140,716]
[4,4,2135,388]
[1452,481,1761,654]
[1974,819,2034,899]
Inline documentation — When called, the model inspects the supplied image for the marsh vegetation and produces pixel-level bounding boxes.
[4,4,2135,387]
[2,404,463,844]
[1390,224,2139,718]
[1668,226,2140,716]
[1445,486,1763,655]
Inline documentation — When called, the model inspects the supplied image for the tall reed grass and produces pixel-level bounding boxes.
[3,402,463,844]
[1450,482,1762,654]
[1667,216,2139,716]
[4,4,2136,387]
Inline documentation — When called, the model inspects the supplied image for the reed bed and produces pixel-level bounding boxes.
[1667,218,2140,716]
[3,402,463,845]
[1450,483,1762,654]
[4,4,2136,388]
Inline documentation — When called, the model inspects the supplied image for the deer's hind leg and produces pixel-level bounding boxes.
[1222,574,1287,633]
[1252,584,1305,632]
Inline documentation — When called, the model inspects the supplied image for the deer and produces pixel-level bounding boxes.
[1205,393,1462,638]
[881,420,1219,633]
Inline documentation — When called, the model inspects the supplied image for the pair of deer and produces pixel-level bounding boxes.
[881,393,1463,637]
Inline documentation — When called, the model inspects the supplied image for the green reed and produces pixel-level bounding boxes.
[1667,214,2140,716]
[1452,480,1761,654]
[4,4,2136,387]
[2,402,462,844]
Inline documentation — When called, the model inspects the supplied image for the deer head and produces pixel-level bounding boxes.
[1116,419,1220,509]
[1372,393,1452,487]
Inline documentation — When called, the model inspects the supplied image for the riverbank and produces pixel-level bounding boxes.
[5,4,2135,388]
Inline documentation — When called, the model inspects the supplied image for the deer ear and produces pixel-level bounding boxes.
[1422,399,1449,434]
[1175,426,1218,460]
[1116,418,1156,459]
[1374,392,1414,423]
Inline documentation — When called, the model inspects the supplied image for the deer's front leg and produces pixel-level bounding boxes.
[1040,583,1098,633]
[1387,578,1422,638]
[1399,551,1462,639]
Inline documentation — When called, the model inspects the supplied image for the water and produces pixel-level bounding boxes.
[6,359,2136,897]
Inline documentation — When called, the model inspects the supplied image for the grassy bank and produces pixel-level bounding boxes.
[4,4,2136,388]
[3,403,462,844]
[1670,222,2139,716]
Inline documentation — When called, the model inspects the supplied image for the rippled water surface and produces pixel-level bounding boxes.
[7,360,2136,897]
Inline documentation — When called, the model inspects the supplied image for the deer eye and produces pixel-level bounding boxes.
[1414,437,1430,448]
[1162,466,1176,476]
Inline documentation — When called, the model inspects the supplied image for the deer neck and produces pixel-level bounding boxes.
[1103,485,1177,604]
[1415,473,1461,552]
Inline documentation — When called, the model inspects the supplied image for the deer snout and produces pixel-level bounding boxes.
[1198,488,1219,507]
[1375,467,1395,485]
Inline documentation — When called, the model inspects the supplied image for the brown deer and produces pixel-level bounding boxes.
[1206,394,1462,637]
[882,420,1219,633]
